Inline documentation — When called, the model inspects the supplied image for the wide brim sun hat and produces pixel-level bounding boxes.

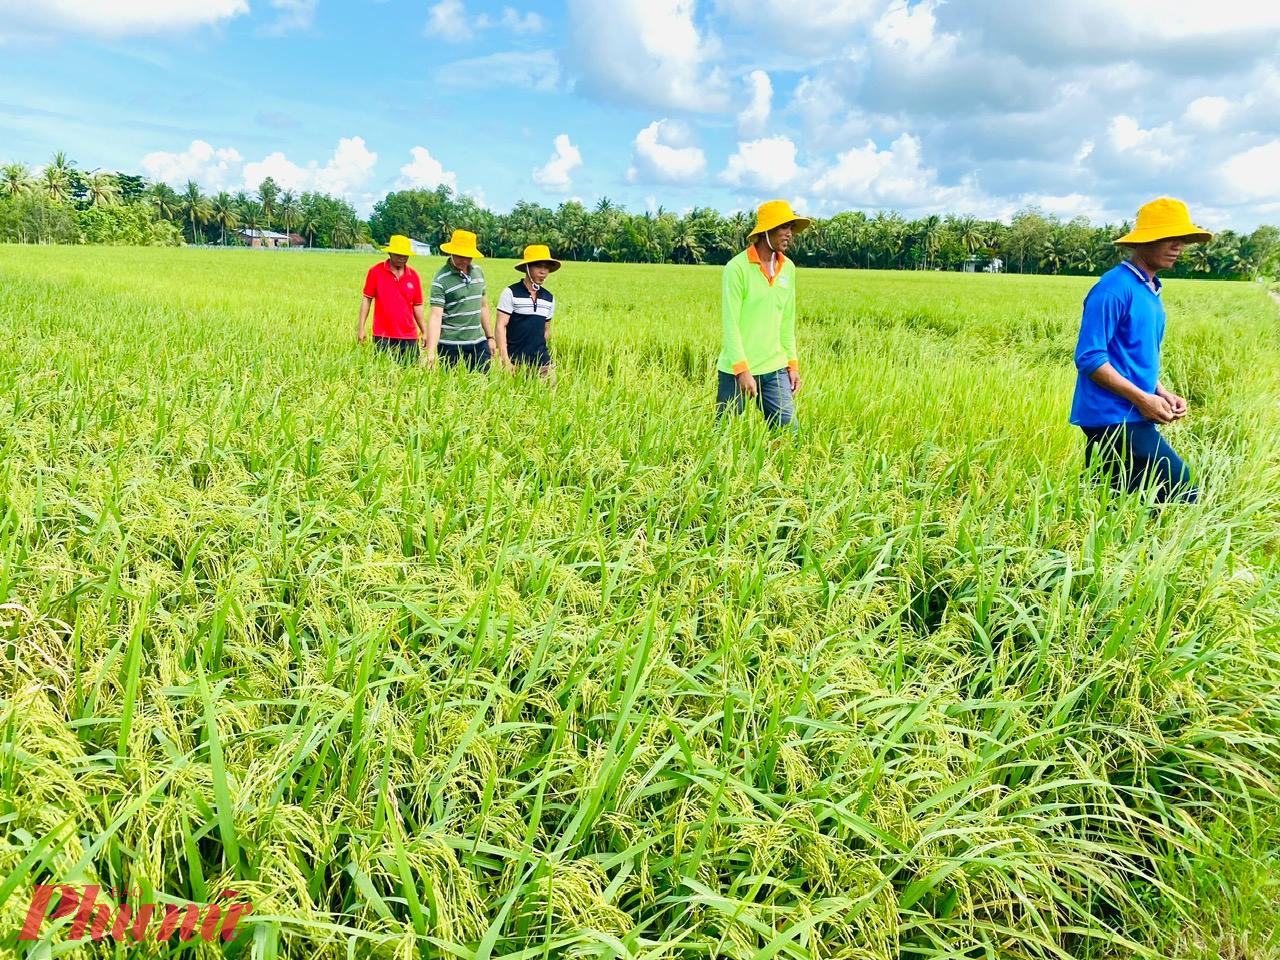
[439,229,485,259]
[514,244,562,272]
[1114,197,1213,245]
[381,234,414,256]
[748,199,812,239]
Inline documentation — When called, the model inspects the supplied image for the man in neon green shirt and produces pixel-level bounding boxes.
[717,199,809,428]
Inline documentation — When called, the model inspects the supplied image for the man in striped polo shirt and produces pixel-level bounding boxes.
[425,229,495,370]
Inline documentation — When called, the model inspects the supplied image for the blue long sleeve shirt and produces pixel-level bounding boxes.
[1069,262,1165,427]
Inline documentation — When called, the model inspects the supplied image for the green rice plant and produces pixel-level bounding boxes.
[0,245,1278,959]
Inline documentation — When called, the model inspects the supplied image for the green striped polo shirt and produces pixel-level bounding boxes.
[429,261,487,345]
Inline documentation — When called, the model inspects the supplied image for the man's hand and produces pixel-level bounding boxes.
[1158,387,1189,419]
[1137,392,1176,424]
[357,329,367,344]
[788,367,801,395]
[736,370,757,398]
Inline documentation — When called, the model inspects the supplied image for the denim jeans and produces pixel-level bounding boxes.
[373,336,419,364]
[1080,421,1198,503]
[716,368,796,429]
[439,340,491,371]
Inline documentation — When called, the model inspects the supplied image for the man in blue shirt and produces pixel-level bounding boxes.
[1070,197,1212,503]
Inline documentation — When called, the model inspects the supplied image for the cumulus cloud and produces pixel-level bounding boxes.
[425,1,544,41]
[398,147,458,191]
[141,140,244,190]
[811,133,994,215]
[1105,115,1181,167]
[532,134,582,193]
[241,136,378,195]
[0,0,247,35]
[723,137,801,192]
[737,70,771,137]
[143,137,379,197]
[1183,96,1231,130]
[1219,141,1280,203]
[627,120,706,184]
[567,0,729,112]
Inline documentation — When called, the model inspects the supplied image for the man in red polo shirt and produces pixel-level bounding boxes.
[357,234,424,363]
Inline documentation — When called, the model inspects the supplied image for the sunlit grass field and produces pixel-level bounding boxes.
[2,245,1279,959]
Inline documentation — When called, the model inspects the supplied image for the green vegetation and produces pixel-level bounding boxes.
[6,152,1279,278]
[1,246,1278,959]
[0,155,364,249]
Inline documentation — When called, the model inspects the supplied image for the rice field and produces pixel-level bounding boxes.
[2,245,1279,959]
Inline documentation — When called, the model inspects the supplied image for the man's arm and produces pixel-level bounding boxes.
[413,303,426,344]
[496,310,512,368]
[480,294,494,345]
[357,295,372,342]
[425,305,444,362]
[1087,364,1174,423]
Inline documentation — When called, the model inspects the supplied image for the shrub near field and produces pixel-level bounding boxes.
[1,245,1279,959]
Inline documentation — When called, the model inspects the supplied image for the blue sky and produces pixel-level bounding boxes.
[2,1,1279,228]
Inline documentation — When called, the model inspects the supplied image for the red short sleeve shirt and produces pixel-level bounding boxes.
[362,261,424,339]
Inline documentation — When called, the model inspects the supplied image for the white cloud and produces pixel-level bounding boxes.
[1219,141,1280,202]
[262,0,316,34]
[425,0,471,41]
[140,140,244,189]
[627,120,706,184]
[811,133,992,214]
[1183,95,1231,130]
[567,0,729,112]
[737,70,771,137]
[398,146,458,191]
[532,134,582,193]
[241,137,378,194]
[0,0,248,35]
[872,0,954,59]
[1106,115,1180,166]
[1074,140,1095,165]
[713,0,881,55]
[722,136,800,192]
[426,1,543,41]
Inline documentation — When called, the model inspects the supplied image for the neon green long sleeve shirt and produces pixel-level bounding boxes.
[717,246,798,376]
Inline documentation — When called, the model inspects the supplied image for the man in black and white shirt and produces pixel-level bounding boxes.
[496,243,559,382]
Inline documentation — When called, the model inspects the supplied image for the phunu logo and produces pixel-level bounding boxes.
[19,885,253,943]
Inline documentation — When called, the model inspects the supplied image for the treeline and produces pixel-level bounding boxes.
[371,187,1280,280]
[5,152,1278,279]
[1,153,366,249]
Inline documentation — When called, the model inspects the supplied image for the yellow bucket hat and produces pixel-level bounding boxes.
[381,234,414,256]
[1114,197,1212,245]
[748,199,812,239]
[439,229,485,259]
[514,244,562,272]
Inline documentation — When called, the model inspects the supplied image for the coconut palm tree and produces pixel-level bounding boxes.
[210,191,240,246]
[40,152,75,203]
[179,180,211,244]
[257,178,280,230]
[147,182,180,221]
[1,162,33,198]
[85,170,121,207]
[277,190,299,245]
[331,217,355,249]
[240,201,265,244]
[298,208,321,248]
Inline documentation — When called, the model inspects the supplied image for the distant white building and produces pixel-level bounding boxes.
[238,229,292,249]
[409,238,432,255]
[962,256,1003,274]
